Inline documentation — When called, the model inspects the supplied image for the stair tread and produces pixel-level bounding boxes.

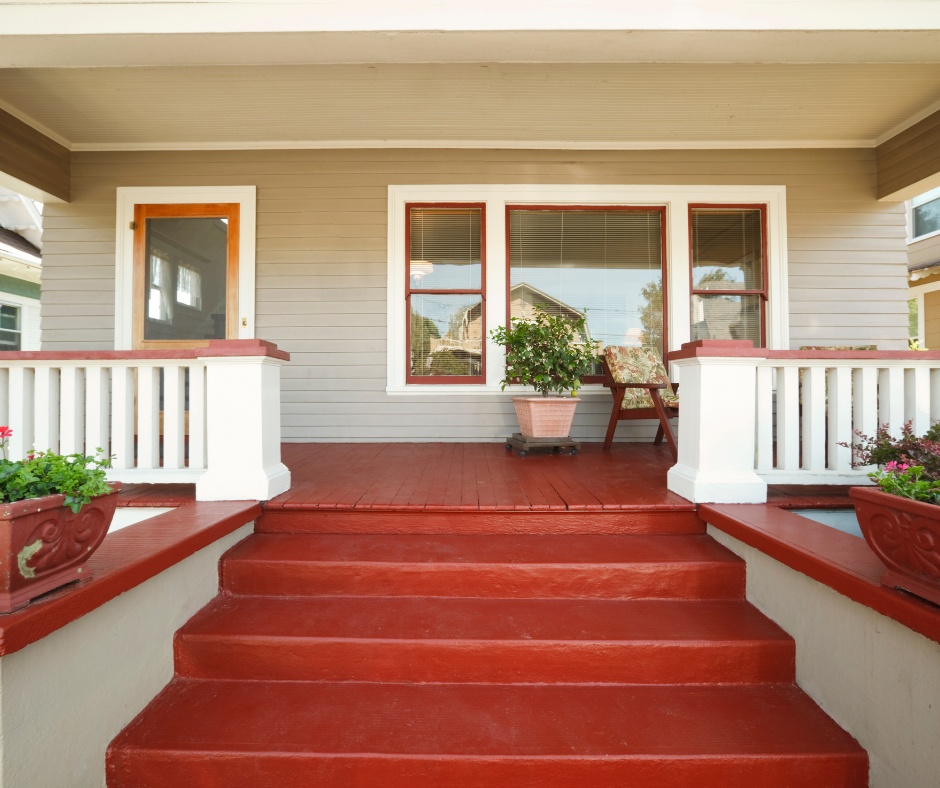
[225,533,741,565]
[113,679,864,758]
[181,595,789,642]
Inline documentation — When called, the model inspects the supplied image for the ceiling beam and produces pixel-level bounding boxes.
[0,107,70,203]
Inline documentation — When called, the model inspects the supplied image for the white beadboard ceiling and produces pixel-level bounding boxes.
[2,63,940,149]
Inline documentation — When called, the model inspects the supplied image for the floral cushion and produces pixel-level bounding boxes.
[604,346,679,410]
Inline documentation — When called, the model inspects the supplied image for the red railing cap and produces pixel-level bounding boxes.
[668,340,940,362]
[0,339,290,363]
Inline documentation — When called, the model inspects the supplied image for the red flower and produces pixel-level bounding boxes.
[0,427,12,439]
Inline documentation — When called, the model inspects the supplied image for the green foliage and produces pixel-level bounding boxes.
[638,279,663,353]
[0,450,114,514]
[909,298,919,339]
[490,305,598,396]
[868,464,940,505]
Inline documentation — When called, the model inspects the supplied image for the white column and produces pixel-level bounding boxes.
[163,365,186,470]
[196,354,290,501]
[85,366,110,457]
[34,365,60,455]
[188,364,207,470]
[755,365,774,471]
[666,355,767,504]
[111,366,136,469]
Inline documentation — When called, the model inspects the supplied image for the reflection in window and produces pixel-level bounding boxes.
[407,206,485,380]
[144,217,228,341]
[0,304,21,351]
[914,193,940,239]
[509,209,664,373]
[690,208,766,347]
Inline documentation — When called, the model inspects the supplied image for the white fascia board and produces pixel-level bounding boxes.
[4,2,940,36]
[114,186,256,350]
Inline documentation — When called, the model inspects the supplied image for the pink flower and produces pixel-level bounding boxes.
[0,427,12,439]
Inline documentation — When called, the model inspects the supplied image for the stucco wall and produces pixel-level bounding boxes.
[708,525,940,788]
[0,523,252,788]
[41,148,910,440]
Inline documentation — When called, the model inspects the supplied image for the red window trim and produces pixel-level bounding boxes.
[688,203,769,348]
[405,202,487,384]
[505,204,669,384]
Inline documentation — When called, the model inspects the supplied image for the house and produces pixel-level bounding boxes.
[0,187,42,350]
[1,2,940,787]
[907,186,940,345]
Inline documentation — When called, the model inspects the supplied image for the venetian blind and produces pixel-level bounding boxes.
[409,208,482,291]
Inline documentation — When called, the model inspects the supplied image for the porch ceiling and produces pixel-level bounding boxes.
[2,62,940,150]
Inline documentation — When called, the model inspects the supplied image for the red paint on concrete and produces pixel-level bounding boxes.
[223,533,744,599]
[703,503,940,645]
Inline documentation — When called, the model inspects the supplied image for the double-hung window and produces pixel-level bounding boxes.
[912,187,940,241]
[689,205,768,347]
[0,304,21,351]
[507,207,666,378]
[406,204,486,382]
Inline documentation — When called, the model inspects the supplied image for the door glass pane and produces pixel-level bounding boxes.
[409,208,482,290]
[410,293,483,377]
[509,210,663,369]
[144,217,228,341]
[691,294,761,346]
[691,209,763,290]
[914,197,940,239]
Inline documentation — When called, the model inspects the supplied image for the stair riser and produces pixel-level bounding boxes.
[222,561,745,599]
[257,510,705,535]
[108,752,868,788]
[174,637,795,684]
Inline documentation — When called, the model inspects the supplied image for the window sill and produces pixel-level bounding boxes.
[701,503,940,646]
[910,227,940,245]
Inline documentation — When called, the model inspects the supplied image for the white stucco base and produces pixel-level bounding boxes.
[0,522,253,788]
[708,525,940,788]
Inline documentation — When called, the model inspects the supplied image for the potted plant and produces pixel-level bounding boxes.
[846,423,940,604]
[490,306,598,439]
[0,428,119,613]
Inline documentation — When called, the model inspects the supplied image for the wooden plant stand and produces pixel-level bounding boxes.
[505,433,580,457]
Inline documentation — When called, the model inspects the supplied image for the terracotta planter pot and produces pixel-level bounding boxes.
[512,396,581,438]
[850,486,940,605]
[0,483,122,613]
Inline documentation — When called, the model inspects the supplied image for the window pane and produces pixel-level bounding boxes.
[691,209,763,290]
[691,294,762,346]
[409,208,482,290]
[0,330,20,351]
[0,304,19,331]
[410,293,483,377]
[144,217,228,341]
[509,210,664,368]
[914,198,940,238]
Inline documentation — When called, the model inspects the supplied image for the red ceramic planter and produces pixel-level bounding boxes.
[850,486,940,605]
[0,483,122,613]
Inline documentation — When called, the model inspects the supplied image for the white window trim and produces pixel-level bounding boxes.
[387,184,788,395]
[114,186,256,350]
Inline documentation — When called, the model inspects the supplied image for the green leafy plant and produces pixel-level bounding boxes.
[868,462,940,505]
[489,306,598,396]
[0,428,114,513]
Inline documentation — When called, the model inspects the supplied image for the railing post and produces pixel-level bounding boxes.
[666,340,767,503]
[194,340,291,502]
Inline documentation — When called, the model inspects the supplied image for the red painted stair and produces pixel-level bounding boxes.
[108,517,867,787]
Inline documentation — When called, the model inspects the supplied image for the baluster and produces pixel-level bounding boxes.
[828,366,852,470]
[904,366,930,436]
[85,365,110,458]
[163,365,185,470]
[59,366,85,454]
[755,365,773,470]
[137,365,160,469]
[802,365,826,471]
[879,366,905,438]
[776,365,800,470]
[853,366,878,469]
[34,365,60,454]
[111,366,136,469]
[0,368,9,426]
[931,368,940,426]
[188,363,207,470]
[8,367,34,460]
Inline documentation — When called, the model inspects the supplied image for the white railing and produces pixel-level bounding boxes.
[666,341,940,503]
[0,340,291,501]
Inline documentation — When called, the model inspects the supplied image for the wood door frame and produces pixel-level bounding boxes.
[132,202,240,350]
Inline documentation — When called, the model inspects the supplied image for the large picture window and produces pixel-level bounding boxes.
[406,204,486,382]
[507,207,666,377]
[689,205,767,347]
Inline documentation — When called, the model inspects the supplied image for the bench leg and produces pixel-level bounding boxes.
[603,389,625,450]
[650,391,678,460]
[654,425,664,445]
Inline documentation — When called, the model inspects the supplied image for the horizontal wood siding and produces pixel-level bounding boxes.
[908,231,940,269]
[877,108,940,200]
[43,148,908,441]
[0,108,70,202]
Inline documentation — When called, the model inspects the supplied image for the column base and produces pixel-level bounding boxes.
[196,463,291,502]
[667,464,767,504]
